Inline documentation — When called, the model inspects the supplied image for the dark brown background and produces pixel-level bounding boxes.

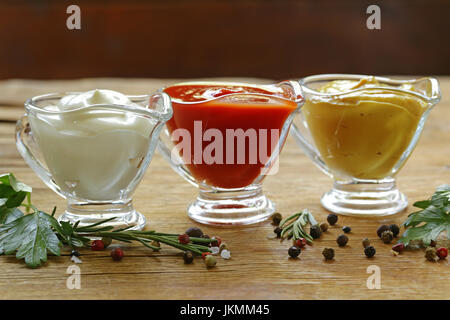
[1,0,449,80]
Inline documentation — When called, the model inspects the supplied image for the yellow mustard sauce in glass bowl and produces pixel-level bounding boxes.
[302,77,428,180]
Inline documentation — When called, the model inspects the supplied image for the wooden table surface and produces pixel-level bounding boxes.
[0,77,449,300]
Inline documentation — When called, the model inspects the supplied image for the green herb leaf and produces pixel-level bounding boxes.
[0,173,32,208]
[0,207,24,224]
[0,210,61,268]
[399,184,450,246]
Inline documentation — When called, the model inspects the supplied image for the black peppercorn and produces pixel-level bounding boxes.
[377,225,389,238]
[70,250,80,257]
[381,230,394,244]
[327,213,338,225]
[322,248,335,260]
[274,227,282,238]
[183,250,194,264]
[310,225,322,239]
[389,224,400,237]
[288,246,301,258]
[271,212,283,226]
[342,226,351,233]
[336,234,348,247]
[185,227,203,238]
[364,246,376,258]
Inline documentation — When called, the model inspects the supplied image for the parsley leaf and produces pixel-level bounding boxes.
[0,173,32,208]
[399,184,450,246]
[0,207,24,224]
[0,210,61,268]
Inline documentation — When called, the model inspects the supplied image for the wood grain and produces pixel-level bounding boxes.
[0,77,449,300]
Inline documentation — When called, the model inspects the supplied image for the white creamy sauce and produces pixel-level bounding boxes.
[30,90,155,201]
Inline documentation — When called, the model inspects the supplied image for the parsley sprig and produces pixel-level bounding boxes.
[399,184,450,246]
[0,173,213,268]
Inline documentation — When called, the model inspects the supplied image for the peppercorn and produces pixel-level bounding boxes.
[185,227,203,238]
[219,242,228,253]
[425,246,438,261]
[342,226,351,233]
[327,213,338,225]
[70,250,80,257]
[389,224,400,237]
[288,246,301,258]
[271,212,283,226]
[293,238,307,248]
[274,227,282,238]
[101,237,112,248]
[362,238,371,248]
[430,240,437,247]
[392,243,405,253]
[178,233,190,244]
[364,246,376,258]
[377,225,389,238]
[436,247,448,259]
[322,248,335,260]
[183,250,194,264]
[381,230,394,244]
[320,222,329,232]
[211,236,222,247]
[110,247,124,261]
[336,234,348,247]
[201,252,211,260]
[151,240,160,251]
[310,225,322,239]
[204,255,217,268]
[91,239,105,251]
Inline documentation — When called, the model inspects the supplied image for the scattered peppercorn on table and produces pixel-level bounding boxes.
[0,77,449,300]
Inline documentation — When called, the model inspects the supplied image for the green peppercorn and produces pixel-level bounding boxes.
[342,226,351,233]
[310,225,322,239]
[377,225,389,238]
[185,227,203,238]
[322,247,335,260]
[381,230,394,244]
[274,227,282,238]
[389,224,400,237]
[204,254,217,268]
[320,222,329,232]
[219,242,228,253]
[336,234,348,247]
[425,246,437,261]
[364,246,376,258]
[288,246,301,258]
[183,250,194,264]
[362,238,371,248]
[271,212,283,226]
[327,213,338,225]
[101,237,112,248]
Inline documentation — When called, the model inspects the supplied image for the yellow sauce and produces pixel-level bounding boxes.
[302,77,428,180]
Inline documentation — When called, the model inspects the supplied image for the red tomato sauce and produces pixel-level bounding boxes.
[164,84,297,189]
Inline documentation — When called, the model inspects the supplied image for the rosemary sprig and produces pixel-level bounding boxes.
[279,209,317,242]
[60,220,214,255]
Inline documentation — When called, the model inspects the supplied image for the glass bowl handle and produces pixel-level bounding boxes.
[15,114,65,198]
[157,128,199,188]
[290,121,332,176]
